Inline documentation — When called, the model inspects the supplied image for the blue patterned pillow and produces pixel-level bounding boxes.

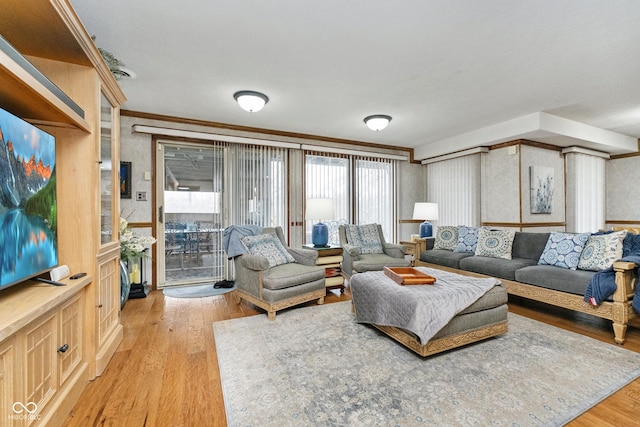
[454,226,483,253]
[241,233,295,267]
[538,232,590,270]
[474,229,516,259]
[578,231,626,271]
[433,226,459,251]
[345,224,383,254]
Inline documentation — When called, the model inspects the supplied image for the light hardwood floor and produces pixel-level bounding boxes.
[64,289,640,427]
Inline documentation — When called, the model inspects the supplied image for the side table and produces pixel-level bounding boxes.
[399,239,427,267]
[303,244,345,293]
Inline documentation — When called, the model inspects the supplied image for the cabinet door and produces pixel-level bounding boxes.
[100,91,118,247]
[97,255,120,346]
[24,314,57,422]
[0,337,21,426]
[58,294,83,386]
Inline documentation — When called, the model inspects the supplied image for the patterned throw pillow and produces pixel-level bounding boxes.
[578,231,627,271]
[433,226,459,251]
[454,226,483,253]
[538,232,590,270]
[345,224,383,254]
[241,233,295,267]
[474,229,516,259]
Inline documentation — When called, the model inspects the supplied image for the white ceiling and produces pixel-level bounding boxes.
[70,0,640,159]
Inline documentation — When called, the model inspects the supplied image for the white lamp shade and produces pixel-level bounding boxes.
[413,202,439,220]
[305,198,335,221]
[234,91,269,112]
[364,115,392,131]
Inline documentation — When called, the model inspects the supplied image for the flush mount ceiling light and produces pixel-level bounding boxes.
[233,90,269,113]
[364,114,392,131]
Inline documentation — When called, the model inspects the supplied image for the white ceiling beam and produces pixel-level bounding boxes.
[413,112,638,160]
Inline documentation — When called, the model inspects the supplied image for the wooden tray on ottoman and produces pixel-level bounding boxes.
[384,267,436,285]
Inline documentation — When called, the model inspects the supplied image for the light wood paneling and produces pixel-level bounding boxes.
[0,337,17,426]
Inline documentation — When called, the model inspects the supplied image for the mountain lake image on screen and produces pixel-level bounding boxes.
[0,107,58,289]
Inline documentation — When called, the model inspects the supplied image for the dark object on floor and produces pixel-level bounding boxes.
[214,280,235,289]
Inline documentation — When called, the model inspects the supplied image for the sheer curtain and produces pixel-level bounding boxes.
[426,154,482,228]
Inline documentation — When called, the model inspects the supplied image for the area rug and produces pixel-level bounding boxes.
[163,283,235,298]
[213,301,640,426]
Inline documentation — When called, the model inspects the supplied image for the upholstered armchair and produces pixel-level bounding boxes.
[339,224,411,277]
[233,226,326,320]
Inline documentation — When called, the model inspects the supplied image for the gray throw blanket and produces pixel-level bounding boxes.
[350,267,499,345]
[222,225,262,259]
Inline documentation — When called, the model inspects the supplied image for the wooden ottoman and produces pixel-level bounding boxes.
[350,267,508,357]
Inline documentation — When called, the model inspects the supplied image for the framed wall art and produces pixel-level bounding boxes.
[530,166,554,214]
[120,161,132,199]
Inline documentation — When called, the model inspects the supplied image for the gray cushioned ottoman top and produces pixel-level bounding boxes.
[514,265,596,296]
[459,256,538,281]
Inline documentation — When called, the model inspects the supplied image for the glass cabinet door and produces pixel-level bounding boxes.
[100,92,117,246]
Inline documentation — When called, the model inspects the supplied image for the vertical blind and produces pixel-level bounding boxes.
[304,152,350,245]
[355,157,395,240]
[304,152,397,245]
[228,144,288,228]
[570,153,605,232]
[427,154,482,228]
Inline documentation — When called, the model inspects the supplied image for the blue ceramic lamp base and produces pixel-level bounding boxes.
[419,221,433,238]
[312,222,329,247]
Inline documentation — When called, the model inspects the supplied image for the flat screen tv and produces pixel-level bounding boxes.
[0,107,57,290]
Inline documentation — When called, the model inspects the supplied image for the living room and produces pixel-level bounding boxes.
[1,1,640,426]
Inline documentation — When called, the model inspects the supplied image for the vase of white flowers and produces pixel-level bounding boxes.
[119,217,156,307]
[120,217,156,261]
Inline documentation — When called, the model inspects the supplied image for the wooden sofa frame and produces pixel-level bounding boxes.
[418,261,638,344]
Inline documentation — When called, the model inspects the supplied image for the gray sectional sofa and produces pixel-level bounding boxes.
[419,231,638,344]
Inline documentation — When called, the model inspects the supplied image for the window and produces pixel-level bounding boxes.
[355,157,395,239]
[304,152,397,245]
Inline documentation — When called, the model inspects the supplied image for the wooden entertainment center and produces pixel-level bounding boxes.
[0,1,126,425]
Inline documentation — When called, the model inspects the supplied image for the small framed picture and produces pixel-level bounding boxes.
[120,161,132,199]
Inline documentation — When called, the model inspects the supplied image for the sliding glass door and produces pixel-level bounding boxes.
[158,142,226,287]
[156,140,289,288]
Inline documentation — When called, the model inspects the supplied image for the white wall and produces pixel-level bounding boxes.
[481,143,565,231]
[606,155,640,227]
[482,146,520,224]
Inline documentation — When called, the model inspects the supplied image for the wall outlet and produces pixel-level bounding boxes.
[136,191,147,201]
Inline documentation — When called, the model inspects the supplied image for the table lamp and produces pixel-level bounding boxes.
[306,198,335,247]
[413,202,439,238]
